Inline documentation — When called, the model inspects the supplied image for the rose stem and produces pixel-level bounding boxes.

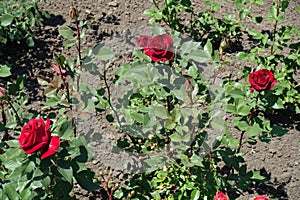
[103,61,122,127]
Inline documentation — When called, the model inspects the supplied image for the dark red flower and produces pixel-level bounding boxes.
[144,34,174,62]
[41,136,60,160]
[253,195,270,200]
[136,35,150,47]
[249,69,277,92]
[18,118,60,159]
[214,191,229,200]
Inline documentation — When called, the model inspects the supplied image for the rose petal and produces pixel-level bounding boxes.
[41,136,60,160]
[136,35,150,47]
[214,191,229,200]
[253,195,270,200]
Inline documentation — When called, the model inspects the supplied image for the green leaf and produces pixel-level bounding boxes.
[246,123,261,137]
[5,140,19,148]
[164,118,176,130]
[227,88,244,98]
[133,48,152,62]
[114,189,124,199]
[45,95,60,107]
[204,39,213,56]
[58,26,74,39]
[57,166,73,184]
[95,47,115,61]
[237,105,251,116]
[53,181,73,198]
[190,154,204,167]
[188,49,212,63]
[0,64,11,77]
[0,14,14,26]
[3,182,19,200]
[26,37,34,47]
[191,189,200,200]
[251,170,266,182]
[169,132,182,142]
[57,120,73,139]
[270,126,287,137]
[236,52,248,60]
[181,40,201,55]
[225,104,236,114]
[151,104,169,119]
[188,65,199,79]
[63,37,77,47]
[75,170,100,191]
[210,117,225,131]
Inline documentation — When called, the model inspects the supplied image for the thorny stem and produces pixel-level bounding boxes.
[270,0,281,55]
[57,64,77,137]
[184,77,197,157]
[103,62,122,127]
[75,15,82,93]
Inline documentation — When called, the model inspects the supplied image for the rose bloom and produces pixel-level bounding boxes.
[214,191,229,200]
[249,69,277,92]
[144,33,174,62]
[253,195,270,200]
[18,118,60,159]
[136,35,150,47]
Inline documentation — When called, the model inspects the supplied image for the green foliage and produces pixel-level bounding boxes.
[144,0,243,45]
[0,0,49,48]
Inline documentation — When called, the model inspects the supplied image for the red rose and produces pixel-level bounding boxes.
[214,191,229,200]
[253,195,270,200]
[144,34,174,62]
[18,118,60,159]
[136,35,150,47]
[249,69,277,92]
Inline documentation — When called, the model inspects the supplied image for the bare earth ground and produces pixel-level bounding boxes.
[0,0,299,199]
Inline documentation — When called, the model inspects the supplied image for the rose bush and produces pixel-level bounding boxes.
[143,33,174,62]
[249,69,277,92]
[18,118,60,159]
[214,191,229,200]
